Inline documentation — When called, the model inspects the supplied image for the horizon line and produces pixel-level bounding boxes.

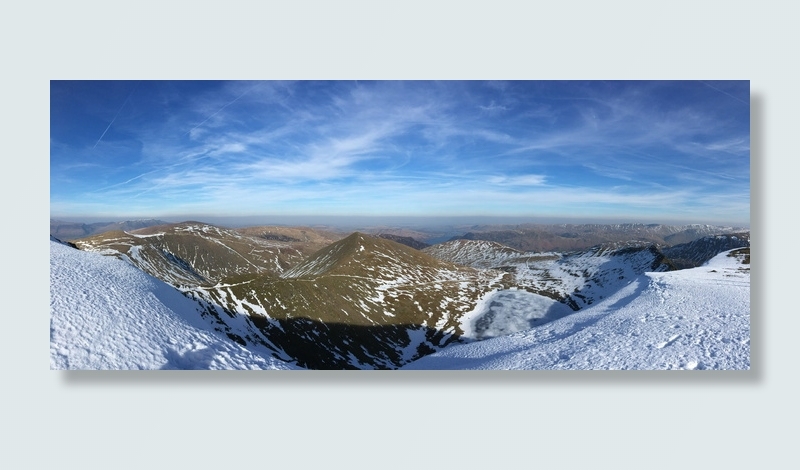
[50,213,751,229]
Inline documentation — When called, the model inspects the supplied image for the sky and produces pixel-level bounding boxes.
[50,80,750,226]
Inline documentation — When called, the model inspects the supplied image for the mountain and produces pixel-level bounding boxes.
[187,232,502,369]
[49,218,171,241]
[423,239,525,269]
[403,248,750,370]
[232,225,346,256]
[50,239,297,370]
[426,239,675,338]
[72,222,344,287]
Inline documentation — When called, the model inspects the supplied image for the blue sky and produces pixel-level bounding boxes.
[50,80,750,226]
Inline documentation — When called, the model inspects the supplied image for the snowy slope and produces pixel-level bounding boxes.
[423,239,525,269]
[426,239,673,313]
[50,240,299,370]
[403,249,750,370]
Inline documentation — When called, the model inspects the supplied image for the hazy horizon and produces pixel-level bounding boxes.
[49,214,750,231]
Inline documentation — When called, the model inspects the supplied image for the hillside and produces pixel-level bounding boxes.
[50,239,297,370]
[188,233,503,369]
[423,239,525,269]
[376,233,430,250]
[71,229,506,368]
[662,233,750,269]
[403,248,750,370]
[426,239,674,336]
[72,222,343,287]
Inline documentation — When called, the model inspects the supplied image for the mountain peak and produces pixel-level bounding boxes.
[281,231,456,280]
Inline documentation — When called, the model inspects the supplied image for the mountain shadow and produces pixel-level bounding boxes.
[662,234,750,269]
[249,316,455,370]
[185,290,462,369]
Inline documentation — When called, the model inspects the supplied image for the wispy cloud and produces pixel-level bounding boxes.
[487,174,547,186]
[183,81,265,138]
[479,100,508,113]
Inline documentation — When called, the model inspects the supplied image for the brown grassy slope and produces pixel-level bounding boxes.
[201,233,506,368]
[72,222,318,285]
[234,225,346,257]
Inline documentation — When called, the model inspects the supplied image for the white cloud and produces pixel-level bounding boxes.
[487,174,547,186]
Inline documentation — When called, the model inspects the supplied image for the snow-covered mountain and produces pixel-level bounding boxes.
[403,248,750,370]
[53,223,751,370]
[426,240,674,327]
[423,239,525,269]
[50,239,299,370]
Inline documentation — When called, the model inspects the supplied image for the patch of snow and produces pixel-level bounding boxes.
[126,231,165,238]
[464,289,575,340]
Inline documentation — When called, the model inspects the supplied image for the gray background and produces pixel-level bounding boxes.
[9,1,789,468]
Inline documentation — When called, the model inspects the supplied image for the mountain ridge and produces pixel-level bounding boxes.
[447,223,747,252]
[50,218,171,241]
[73,222,345,287]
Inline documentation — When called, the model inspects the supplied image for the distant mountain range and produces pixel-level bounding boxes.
[54,220,750,369]
[50,219,172,241]
[446,223,747,252]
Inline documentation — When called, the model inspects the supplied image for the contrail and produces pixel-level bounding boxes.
[93,81,140,149]
[91,169,158,193]
[700,81,749,105]
[183,81,263,137]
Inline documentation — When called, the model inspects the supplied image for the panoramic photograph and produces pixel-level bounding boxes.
[50,80,750,370]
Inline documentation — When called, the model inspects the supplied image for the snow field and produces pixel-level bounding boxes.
[403,249,749,370]
[50,241,297,370]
